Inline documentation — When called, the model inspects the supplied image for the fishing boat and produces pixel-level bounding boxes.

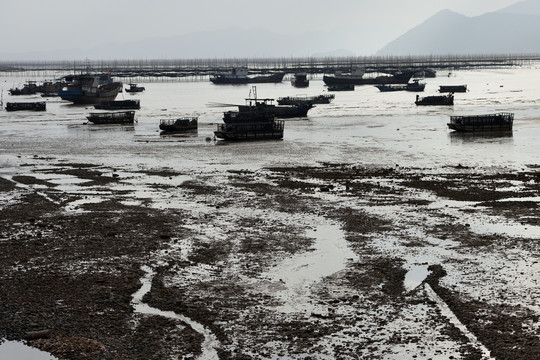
[94,99,140,110]
[125,83,145,93]
[439,85,467,93]
[86,111,135,124]
[277,94,334,106]
[58,74,123,104]
[375,79,425,92]
[328,84,355,91]
[415,93,454,106]
[8,81,38,96]
[215,118,284,140]
[159,117,198,132]
[210,67,285,84]
[5,101,46,112]
[447,113,513,132]
[291,73,309,87]
[237,98,312,119]
[323,68,415,86]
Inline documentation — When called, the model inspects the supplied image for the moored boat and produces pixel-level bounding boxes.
[415,93,454,106]
[214,119,284,140]
[291,73,309,87]
[86,111,135,124]
[58,74,123,104]
[5,101,46,112]
[277,94,334,106]
[159,117,198,132]
[447,113,513,132]
[328,84,355,91]
[376,79,425,92]
[439,85,467,93]
[210,67,285,84]
[324,68,415,86]
[94,99,140,110]
[125,83,145,93]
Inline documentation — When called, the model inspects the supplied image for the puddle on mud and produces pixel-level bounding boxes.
[404,265,430,292]
[0,340,58,360]
[261,220,356,314]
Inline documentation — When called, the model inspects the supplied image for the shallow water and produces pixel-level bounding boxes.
[0,340,58,360]
[2,66,540,172]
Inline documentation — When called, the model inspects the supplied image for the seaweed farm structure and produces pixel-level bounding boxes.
[5,101,46,112]
[415,93,454,106]
[447,113,514,132]
[2,54,534,81]
[86,111,135,124]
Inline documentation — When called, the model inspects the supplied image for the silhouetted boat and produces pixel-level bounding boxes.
[324,68,415,86]
[448,113,513,132]
[125,83,145,93]
[328,84,355,91]
[5,101,46,112]
[291,73,309,87]
[439,85,467,93]
[8,81,38,95]
[415,93,454,106]
[58,74,123,104]
[159,117,198,132]
[94,99,140,110]
[376,79,425,92]
[86,111,135,124]
[277,94,334,106]
[215,119,284,140]
[210,67,285,84]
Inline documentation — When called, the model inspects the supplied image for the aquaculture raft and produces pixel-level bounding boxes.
[214,120,284,140]
[5,102,46,111]
[448,113,514,132]
[86,111,135,124]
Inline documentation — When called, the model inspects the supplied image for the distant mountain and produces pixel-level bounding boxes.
[377,1,540,55]
[0,28,355,61]
[498,0,540,15]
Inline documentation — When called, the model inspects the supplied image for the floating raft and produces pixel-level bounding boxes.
[448,113,514,132]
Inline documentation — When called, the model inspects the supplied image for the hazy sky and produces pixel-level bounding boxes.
[0,0,520,55]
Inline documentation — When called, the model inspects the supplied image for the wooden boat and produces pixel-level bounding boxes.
[439,85,467,93]
[159,117,198,132]
[447,113,513,132]
[323,68,415,86]
[376,80,425,92]
[328,84,355,91]
[210,67,285,84]
[125,83,145,93]
[58,74,123,104]
[214,120,284,140]
[5,102,46,112]
[94,99,140,110]
[86,111,135,124]
[291,73,309,87]
[415,94,454,106]
[277,94,334,106]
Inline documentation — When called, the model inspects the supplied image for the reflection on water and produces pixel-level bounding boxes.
[0,340,58,360]
[448,130,514,145]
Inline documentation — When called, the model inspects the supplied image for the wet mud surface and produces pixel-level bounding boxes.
[1,160,539,359]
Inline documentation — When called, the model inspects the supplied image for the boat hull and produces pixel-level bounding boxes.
[5,102,46,112]
[415,94,454,106]
[59,82,123,104]
[159,118,198,132]
[323,71,414,86]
